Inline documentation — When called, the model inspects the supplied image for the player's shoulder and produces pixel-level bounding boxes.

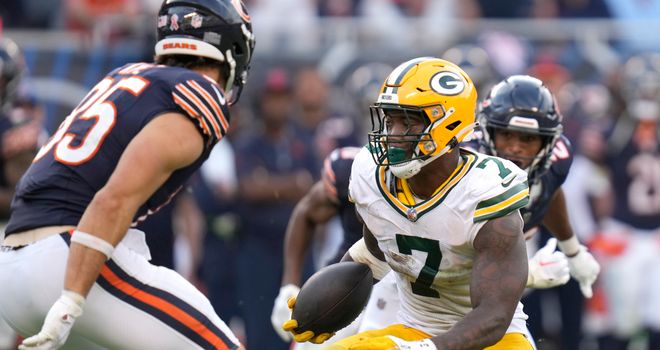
[327,146,361,169]
[548,134,573,176]
[111,62,224,95]
[323,147,362,204]
[350,146,377,177]
[348,146,378,202]
[460,148,529,222]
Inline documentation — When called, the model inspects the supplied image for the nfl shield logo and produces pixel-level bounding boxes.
[406,208,418,222]
[191,14,203,28]
[157,15,168,28]
[170,14,179,31]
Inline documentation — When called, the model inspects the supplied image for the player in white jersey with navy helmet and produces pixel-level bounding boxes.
[282,57,537,350]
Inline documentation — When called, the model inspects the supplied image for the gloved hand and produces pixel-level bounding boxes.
[271,284,300,341]
[348,336,437,350]
[19,291,85,350]
[566,246,600,298]
[527,238,570,289]
[281,296,335,344]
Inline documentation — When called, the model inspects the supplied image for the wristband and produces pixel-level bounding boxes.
[557,235,580,257]
[71,230,114,260]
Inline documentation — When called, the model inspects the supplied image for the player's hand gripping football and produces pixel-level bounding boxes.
[282,296,335,344]
[527,238,570,289]
[347,336,437,350]
[271,284,300,341]
[19,291,85,350]
[566,245,600,298]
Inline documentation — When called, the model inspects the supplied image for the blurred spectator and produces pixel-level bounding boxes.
[233,67,317,350]
[293,67,360,163]
[192,137,244,342]
[588,53,660,350]
[476,0,531,17]
[62,0,146,45]
[361,0,478,49]
[558,0,611,18]
[0,0,62,29]
[318,0,363,16]
[250,0,318,53]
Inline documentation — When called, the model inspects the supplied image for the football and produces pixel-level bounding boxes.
[292,261,373,335]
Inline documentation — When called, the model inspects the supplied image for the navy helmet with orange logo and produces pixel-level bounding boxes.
[478,75,563,183]
[156,0,256,105]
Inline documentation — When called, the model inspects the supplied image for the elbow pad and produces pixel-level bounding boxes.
[348,239,391,280]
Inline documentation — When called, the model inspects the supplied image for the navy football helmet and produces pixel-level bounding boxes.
[0,38,25,113]
[478,75,563,183]
[156,0,256,105]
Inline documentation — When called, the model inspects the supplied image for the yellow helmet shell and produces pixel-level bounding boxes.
[375,57,478,157]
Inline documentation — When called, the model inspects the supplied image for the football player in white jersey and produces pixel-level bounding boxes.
[282,57,539,350]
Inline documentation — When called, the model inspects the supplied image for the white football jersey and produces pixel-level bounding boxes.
[349,146,530,336]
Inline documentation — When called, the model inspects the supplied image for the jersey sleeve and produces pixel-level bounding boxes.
[322,147,361,205]
[471,155,530,223]
[170,75,230,145]
[348,146,374,206]
[547,135,574,186]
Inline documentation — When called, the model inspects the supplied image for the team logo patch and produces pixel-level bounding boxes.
[191,14,203,28]
[430,71,465,96]
[406,207,418,222]
[170,14,179,31]
[157,15,168,28]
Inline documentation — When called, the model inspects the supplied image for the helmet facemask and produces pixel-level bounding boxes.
[369,104,469,179]
[367,57,479,179]
[480,115,562,183]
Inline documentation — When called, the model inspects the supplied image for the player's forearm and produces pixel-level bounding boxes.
[542,188,574,241]
[281,212,315,286]
[64,191,138,296]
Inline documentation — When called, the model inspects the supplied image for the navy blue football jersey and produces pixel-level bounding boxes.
[322,146,362,263]
[521,136,573,232]
[5,62,230,235]
[603,119,660,230]
[464,133,574,233]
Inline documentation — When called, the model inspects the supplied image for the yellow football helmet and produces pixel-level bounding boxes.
[368,57,478,178]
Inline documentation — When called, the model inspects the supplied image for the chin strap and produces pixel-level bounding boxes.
[391,121,479,179]
[224,50,236,96]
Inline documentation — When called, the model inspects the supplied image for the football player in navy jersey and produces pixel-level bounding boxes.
[476,75,600,298]
[0,0,255,349]
[474,75,600,348]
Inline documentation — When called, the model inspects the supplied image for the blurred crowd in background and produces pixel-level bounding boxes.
[0,0,659,350]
